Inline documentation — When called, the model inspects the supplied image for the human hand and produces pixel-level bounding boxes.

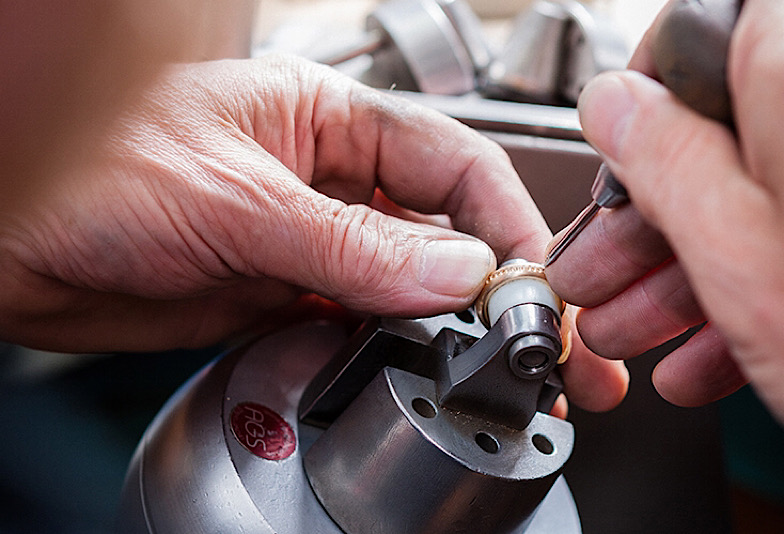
[3,61,493,327]
[0,55,626,412]
[0,55,514,350]
[545,0,784,421]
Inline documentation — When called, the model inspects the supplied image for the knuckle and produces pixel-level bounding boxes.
[317,204,408,304]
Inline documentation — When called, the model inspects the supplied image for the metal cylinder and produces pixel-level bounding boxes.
[304,367,575,534]
[117,320,581,534]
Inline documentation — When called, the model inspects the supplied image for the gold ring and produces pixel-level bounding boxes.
[474,260,569,364]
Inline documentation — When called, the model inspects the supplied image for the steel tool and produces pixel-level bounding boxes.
[544,0,741,267]
[313,0,491,95]
[485,0,628,105]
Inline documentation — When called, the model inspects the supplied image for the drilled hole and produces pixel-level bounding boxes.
[475,432,500,454]
[517,350,549,373]
[532,433,554,455]
[412,397,437,419]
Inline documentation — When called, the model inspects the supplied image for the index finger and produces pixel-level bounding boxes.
[305,61,552,262]
[545,203,672,308]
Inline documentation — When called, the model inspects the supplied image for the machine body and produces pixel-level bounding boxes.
[118,262,580,533]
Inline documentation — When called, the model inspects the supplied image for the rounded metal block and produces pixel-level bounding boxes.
[118,322,581,534]
[486,0,628,104]
[305,366,575,534]
[486,0,568,103]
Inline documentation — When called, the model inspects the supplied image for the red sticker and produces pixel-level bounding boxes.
[230,402,296,461]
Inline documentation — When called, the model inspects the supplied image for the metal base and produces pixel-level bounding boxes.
[118,321,581,533]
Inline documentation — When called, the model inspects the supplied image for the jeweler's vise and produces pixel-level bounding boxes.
[298,259,574,534]
[118,259,579,534]
[299,259,570,431]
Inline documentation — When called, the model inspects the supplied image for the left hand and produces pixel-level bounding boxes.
[0,55,627,413]
[2,55,526,350]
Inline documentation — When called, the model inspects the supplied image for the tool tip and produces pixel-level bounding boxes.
[543,201,602,268]
[543,239,565,268]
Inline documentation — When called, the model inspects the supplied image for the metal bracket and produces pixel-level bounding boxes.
[436,303,562,430]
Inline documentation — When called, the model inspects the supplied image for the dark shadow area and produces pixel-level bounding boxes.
[0,344,219,534]
[564,343,732,534]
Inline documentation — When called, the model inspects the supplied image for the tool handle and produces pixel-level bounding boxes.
[590,0,741,207]
[652,0,741,127]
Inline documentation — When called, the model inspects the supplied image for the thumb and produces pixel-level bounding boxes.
[321,205,497,315]
[213,167,497,317]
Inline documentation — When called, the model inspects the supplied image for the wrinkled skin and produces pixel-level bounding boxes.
[0,57,530,348]
[0,3,629,416]
[546,0,784,423]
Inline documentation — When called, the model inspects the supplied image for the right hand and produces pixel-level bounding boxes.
[546,0,784,422]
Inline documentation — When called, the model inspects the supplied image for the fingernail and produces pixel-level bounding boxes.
[577,73,639,161]
[419,240,495,297]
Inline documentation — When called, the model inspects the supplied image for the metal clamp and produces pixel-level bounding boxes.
[435,259,569,429]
